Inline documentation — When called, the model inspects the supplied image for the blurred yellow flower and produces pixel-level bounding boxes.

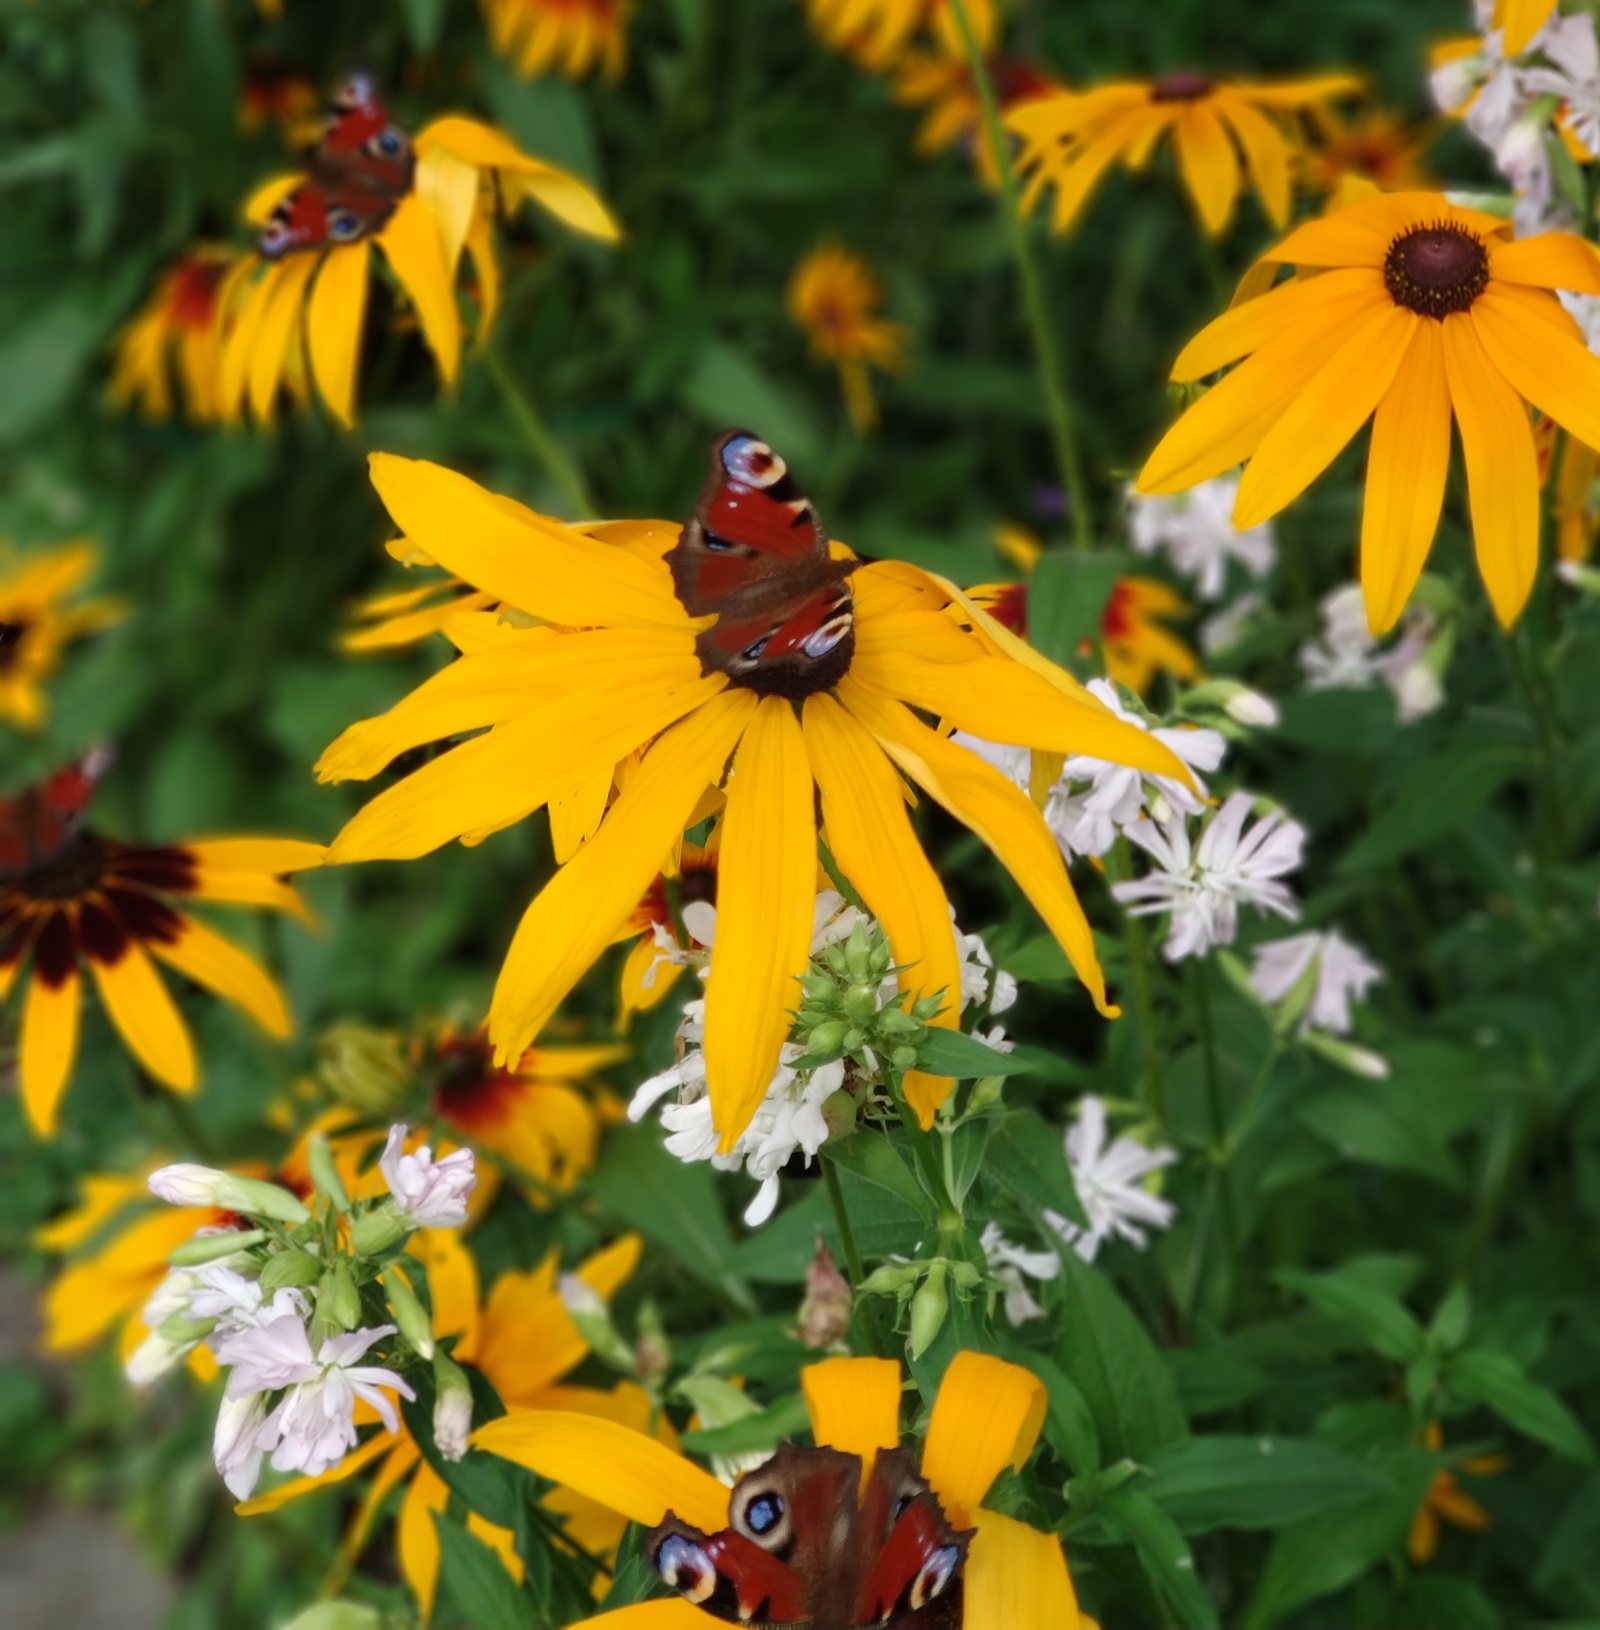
[240,1228,654,1612]
[0,541,121,729]
[1302,108,1435,199]
[1139,191,1600,630]
[238,58,319,138]
[481,0,630,80]
[316,452,1187,1141]
[1498,0,1560,55]
[1010,69,1361,236]
[1556,433,1600,561]
[1408,1422,1508,1565]
[807,0,996,74]
[109,247,236,422]
[894,44,1056,174]
[788,243,909,432]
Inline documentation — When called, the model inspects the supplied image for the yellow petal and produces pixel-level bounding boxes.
[185,838,326,874]
[1174,104,1240,236]
[21,965,80,1136]
[1473,283,1600,453]
[464,203,501,346]
[840,680,1115,1016]
[235,1429,402,1516]
[473,1409,730,1532]
[559,1605,712,1630]
[1490,232,1600,294]
[1442,310,1541,628]
[802,1356,903,1466]
[1026,104,1150,235]
[1361,317,1451,633]
[307,241,370,429]
[249,251,317,422]
[921,1351,1047,1515]
[33,1169,149,1252]
[964,1510,1080,1630]
[217,260,284,423]
[702,697,816,1150]
[90,939,196,1092]
[410,1227,483,1352]
[1219,96,1291,227]
[377,192,462,385]
[150,915,291,1038]
[1233,299,1415,528]
[550,763,614,863]
[1502,0,1560,54]
[367,454,685,629]
[416,144,481,280]
[398,1460,449,1615]
[489,690,758,1063]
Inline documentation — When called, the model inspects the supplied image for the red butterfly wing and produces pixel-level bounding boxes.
[646,1520,809,1626]
[0,755,105,875]
[856,1500,967,1628]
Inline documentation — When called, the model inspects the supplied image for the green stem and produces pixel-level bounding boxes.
[896,1097,963,1240]
[1191,962,1238,1261]
[1107,838,1166,1128]
[823,1156,890,1358]
[1222,1032,1287,1161]
[946,0,1093,551]
[483,345,599,518]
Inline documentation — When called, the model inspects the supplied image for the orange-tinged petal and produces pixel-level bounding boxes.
[376,192,461,384]
[1021,104,1151,234]
[1490,232,1600,294]
[1174,104,1240,236]
[489,690,758,1063]
[367,454,685,629]
[21,966,80,1135]
[307,240,369,428]
[840,680,1114,1017]
[1430,1479,1492,1530]
[1408,1500,1440,1564]
[1264,193,1506,269]
[964,1510,1080,1630]
[1233,300,1415,527]
[1361,317,1451,633]
[1442,310,1541,627]
[802,1357,903,1466]
[150,915,291,1038]
[1473,284,1600,453]
[474,1409,731,1532]
[464,204,500,345]
[90,939,196,1091]
[702,697,816,1150]
[921,1352,1047,1514]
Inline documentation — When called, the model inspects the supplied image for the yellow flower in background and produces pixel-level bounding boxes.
[894,44,1056,174]
[476,1351,1085,1630]
[1556,433,1600,561]
[109,247,236,423]
[1,798,323,1134]
[788,244,909,432]
[613,832,719,1023]
[806,0,997,74]
[1302,108,1436,199]
[1009,69,1361,236]
[481,0,630,80]
[1139,190,1600,631]
[315,454,1188,1142]
[1408,1422,1508,1565]
[0,541,122,729]
[238,58,319,139]
[240,1228,652,1612]
[218,108,619,429]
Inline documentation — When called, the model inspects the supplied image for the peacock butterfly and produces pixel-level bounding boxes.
[0,749,110,877]
[258,72,415,259]
[666,432,858,700]
[645,1443,971,1628]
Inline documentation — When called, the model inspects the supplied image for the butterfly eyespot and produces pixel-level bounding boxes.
[328,209,364,241]
[744,1494,785,1535]
[909,1544,961,1610]
[721,434,786,490]
[371,128,406,157]
[742,635,772,661]
[654,1534,716,1605]
[800,613,851,659]
[891,1495,913,1522]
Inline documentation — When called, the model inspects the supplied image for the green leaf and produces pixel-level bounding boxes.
[433,1510,535,1630]
[1026,552,1126,670]
[914,1026,1035,1079]
[396,0,451,50]
[1447,1349,1595,1462]
[1055,1248,1187,1460]
[1101,1488,1218,1630]
[1004,1347,1101,1475]
[1001,934,1075,983]
[1297,1086,1464,1189]
[988,1109,1088,1229]
[280,1608,383,1630]
[1536,1468,1600,1589]
[1140,1435,1393,1534]
[825,1135,936,1225]
[682,1391,811,1457]
[681,342,824,468]
[1277,1266,1427,1363]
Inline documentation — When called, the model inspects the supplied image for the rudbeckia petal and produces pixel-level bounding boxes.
[1219,96,1292,227]
[416,144,481,279]
[1442,310,1540,628]
[1473,284,1600,454]
[802,1356,903,1465]
[1361,317,1451,633]
[840,680,1114,1017]
[963,1510,1080,1630]
[560,1605,712,1630]
[702,697,816,1149]
[234,1429,403,1516]
[1490,232,1600,294]
[1024,105,1151,234]
[185,838,326,874]
[1174,104,1240,235]
[464,205,501,344]
[921,1352,1047,1514]
[150,914,292,1038]
[218,261,284,422]
[1502,0,1561,54]
[249,251,317,422]
[474,1409,730,1532]
[489,690,758,1064]
[579,1234,643,1300]
[307,240,370,429]
[21,965,80,1135]
[90,938,197,1091]
[368,454,685,628]
[550,764,615,862]
[377,192,462,385]
[1233,300,1414,528]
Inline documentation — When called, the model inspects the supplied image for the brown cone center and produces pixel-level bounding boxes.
[0,620,27,669]
[1383,224,1489,318]
[1153,70,1213,102]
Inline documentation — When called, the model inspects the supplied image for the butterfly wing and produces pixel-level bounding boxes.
[645,1516,810,1627]
[0,756,105,876]
[855,1449,971,1630]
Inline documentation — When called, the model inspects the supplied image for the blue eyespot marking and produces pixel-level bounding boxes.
[745,1493,784,1535]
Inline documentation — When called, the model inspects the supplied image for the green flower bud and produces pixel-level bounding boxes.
[317,1261,361,1333]
[383,1266,435,1359]
[908,1262,949,1359]
[307,1137,352,1215]
[350,1198,408,1257]
[840,1026,867,1053]
[876,1006,921,1038]
[890,1045,920,1073]
[821,1089,857,1141]
[168,1228,266,1266]
[157,1311,217,1344]
[803,1020,848,1059]
[432,1350,473,1461]
[842,984,880,1023]
[798,973,836,1003]
[844,924,874,982]
[857,1261,921,1297]
[966,1075,1006,1116]
[259,1249,324,1292]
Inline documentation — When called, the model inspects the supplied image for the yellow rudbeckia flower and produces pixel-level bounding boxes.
[109,247,236,422]
[1009,69,1361,237]
[787,244,909,432]
[240,1228,654,1613]
[316,453,1188,1143]
[219,116,619,429]
[475,1350,1084,1630]
[1301,108,1436,199]
[1138,190,1600,631]
[893,45,1055,176]
[807,0,997,74]
[481,0,631,81]
[0,540,121,729]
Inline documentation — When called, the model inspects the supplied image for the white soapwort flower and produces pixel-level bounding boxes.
[1199,590,1267,657]
[1045,1097,1178,1263]
[979,1222,1059,1325]
[214,1392,271,1500]
[1522,13,1600,154]
[1126,475,1277,601]
[147,1164,310,1224]
[1301,584,1446,722]
[1250,930,1383,1036]
[379,1125,476,1229]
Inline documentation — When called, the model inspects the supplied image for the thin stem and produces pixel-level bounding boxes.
[822,1154,889,1358]
[1107,838,1166,1128]
[1222,1032,1287,1161]
[1191,961,1238,1260]
[483,345,598,518]
[947,0,1093,550]
[896,1097,963,1240]
[818,836,870,914]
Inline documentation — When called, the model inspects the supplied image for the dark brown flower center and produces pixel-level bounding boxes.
[1383,224,1489,318]
[1153,71,1213,102]
[17,830,108,900]
[0,620,27,669]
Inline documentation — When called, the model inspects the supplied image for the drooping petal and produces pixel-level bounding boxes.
[1489,232,1600,294]
[21,965,80,1135]
[150,914,291,1038]
[464,204,501,345]
[217,260,285,422]
[474,1410,730,1532]
[839,680,1114,1016]
[801,1356,903,1467]
[89,939,197,1091]
[1442,310,1541,628]
[1361,317,1451,633]
[921,1352,1048,1515]
[248,251,317,422]
[1174,104,1240,235]
[1219,96,1292,227]
[415,144,481,280]
[489,691,758,1064]
[1473,283,1600,452]
[1022,105,1152,234]
[376,192,462,385]
[702,697,816,1149]
[963,1511,1080,1630]
[307,241,370,428]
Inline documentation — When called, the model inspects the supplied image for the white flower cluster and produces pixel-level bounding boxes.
[132,1126,474,1498]
[629,891,1016,1227]
[1126,475,1277,603]
[1300,584,1447,723]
